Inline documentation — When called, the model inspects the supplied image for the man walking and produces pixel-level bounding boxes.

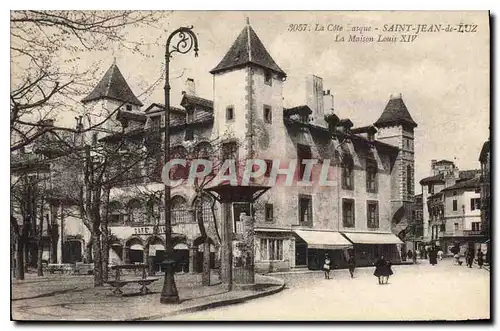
[477,248,484,269]
[466,248,475,268]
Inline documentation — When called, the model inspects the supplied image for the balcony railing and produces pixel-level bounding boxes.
[463,230,483,237]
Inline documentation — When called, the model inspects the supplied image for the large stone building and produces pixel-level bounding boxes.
[31,21,421,273]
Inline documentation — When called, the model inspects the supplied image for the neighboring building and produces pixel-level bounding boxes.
[479,139,490,262]
[419,160,482,254]
[30,21,421,273]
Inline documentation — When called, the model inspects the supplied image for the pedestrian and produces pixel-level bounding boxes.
[437,249,443,261]
[466,248,475,268]
[347,255,356,278]
[477,248,484,269]
[374,255,393,285]
[407,249,413,260]
[323,253,331,279]
[429,247,438,266]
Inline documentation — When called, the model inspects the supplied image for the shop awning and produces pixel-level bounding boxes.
[174,243,189,250]
[294,230,353,250]
[342,232,403,245]
[130,244,144,250]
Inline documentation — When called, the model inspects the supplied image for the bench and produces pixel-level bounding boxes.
[46,263,74,274]
[106,264,160,296]
[75,263,94,275]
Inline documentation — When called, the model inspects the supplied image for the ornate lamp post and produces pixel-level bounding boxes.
[160,26,199,304]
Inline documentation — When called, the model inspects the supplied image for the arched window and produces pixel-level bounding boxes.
[127,199,142,224]
[146,196,161,225]
[171,196,189,224]
[108,201,123,224]
[407,165,413,196]
[170,146,189,180]
[201,194,217,224]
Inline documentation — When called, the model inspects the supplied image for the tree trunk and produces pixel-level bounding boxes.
[85,240,93,263]
[101,186,110,281]
[101,229,109,281]
[202,240,210,286]
[92,228,103,287]
[16,239,25,280]
[37,204,44,276]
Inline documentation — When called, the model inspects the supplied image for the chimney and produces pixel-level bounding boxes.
[323,90,334,117]
[431,159,438,175]
[390,93,403,100]
[185,78,196,96]
[305,75,326,127]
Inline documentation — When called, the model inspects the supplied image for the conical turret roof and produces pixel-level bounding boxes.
[81,63,143,106]
[374,94,417,128]
[210,21,286,77]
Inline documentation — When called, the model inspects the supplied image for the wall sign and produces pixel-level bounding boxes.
[133,226,166,235]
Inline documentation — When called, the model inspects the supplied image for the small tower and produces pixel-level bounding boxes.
[210,18,287,160]
[81,61,143,136]
[374,93,417,236]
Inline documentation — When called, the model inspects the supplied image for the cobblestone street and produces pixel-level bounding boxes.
[167,259,490,321]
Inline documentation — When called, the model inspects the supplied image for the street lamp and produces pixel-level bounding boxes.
[160,26,199,304]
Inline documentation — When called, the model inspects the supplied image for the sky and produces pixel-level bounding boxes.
[56,11,489,193]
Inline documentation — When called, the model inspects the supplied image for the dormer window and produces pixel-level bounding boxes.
[264,71,272,86]
[126,104,132,111]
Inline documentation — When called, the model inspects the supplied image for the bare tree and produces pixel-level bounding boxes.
[10,10,169,152]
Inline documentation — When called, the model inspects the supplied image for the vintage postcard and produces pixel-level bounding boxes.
[10,10,490,321]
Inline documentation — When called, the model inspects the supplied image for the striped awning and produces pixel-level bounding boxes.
[342,232,403,245]
[294,230,352,250]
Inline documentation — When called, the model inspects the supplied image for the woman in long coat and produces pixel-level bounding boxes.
[429,247,438,265]
[374,255,393,284]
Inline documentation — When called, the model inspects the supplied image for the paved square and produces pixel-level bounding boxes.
[167,259,490,321]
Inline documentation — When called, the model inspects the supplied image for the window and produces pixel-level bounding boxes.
[226,106,234,121]
[297,144,312,181]
[151,116,161,130]
[265,203,274,222]
[366,160,378,193]
[264,71,272,86]
[260,238,283,261]
[264,159,273,177]
[91,132,98,146]
[263,105,272,124]
[406,165,413,195]
[126,104,132,111]
[452,200,458,211]
[172,196,190,224]
[341,155,354,190]
[470,198,481,211]
[367,201,379,228]
[127,199,142,224]
[428,185,434,195]
[454,223,459,231]
[472,222,481,231]
[342,199,355,227]
[185,128,194,141]
[299,194,313,225]
[221,141,238,176]
[440,224,445,232]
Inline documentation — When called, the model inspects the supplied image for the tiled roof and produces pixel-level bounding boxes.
[351,125,377,134]
[180,94,214,110]
[116,110,147,123]
[210,23,286,77]
[435,159,454,165]
[283,105,312,117]
[442,176,481,192]
[374,95,417,128]
[479,140,490,162]
[81,63,143,106]
[144,103,185,114]
[419,169,480,185]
